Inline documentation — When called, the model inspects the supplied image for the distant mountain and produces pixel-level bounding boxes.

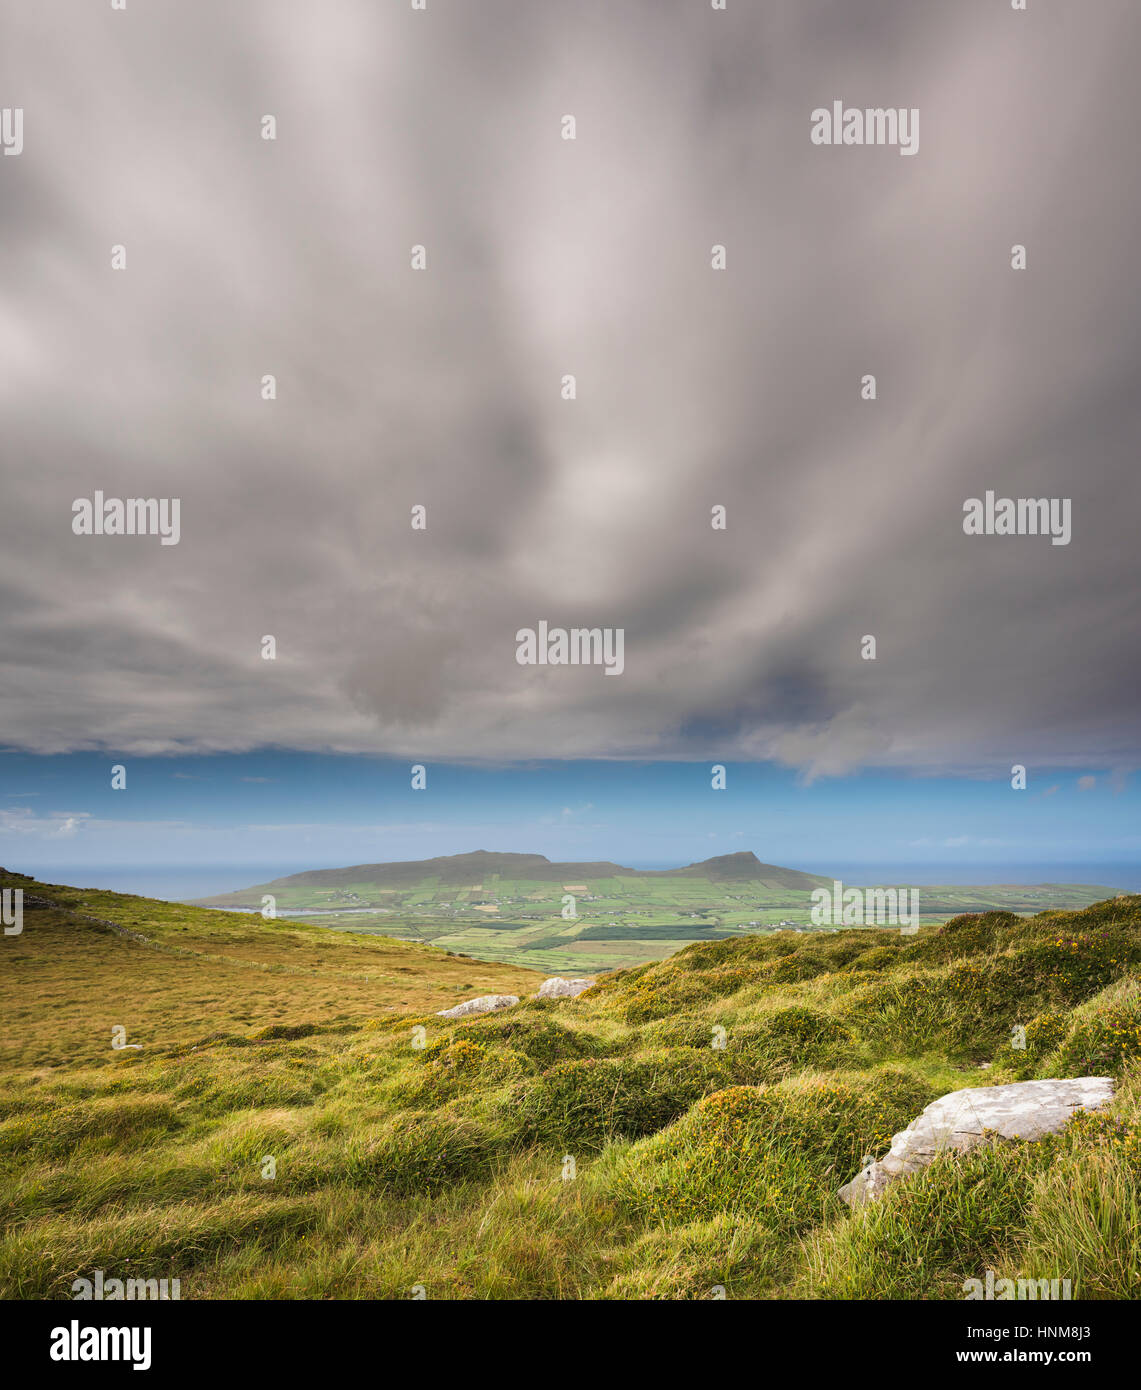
[195,849,831,901]
[251,851,628,889]
[641,850,830,888]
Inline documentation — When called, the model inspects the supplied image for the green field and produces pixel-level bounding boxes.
[195,851,1120,973]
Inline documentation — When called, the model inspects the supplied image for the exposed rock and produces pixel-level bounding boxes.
[435,993,519,1021]
[536,976,595,1000]
[839,1077,1115,1207]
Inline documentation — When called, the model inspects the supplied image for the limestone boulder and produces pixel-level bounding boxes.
[536,977,595,1000]
[435,994,519,1021]
[839,1077,1115,1207]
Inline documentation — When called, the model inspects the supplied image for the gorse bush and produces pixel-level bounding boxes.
[501,1052,728,1148]
[391,1037,529,1106]
[344,1112,500,1193]
[798,1137,1059,1299]
[463,1013,611,1067]
[1046,980,1141,1077]
[613,1069,935,1230]
[248,1023,320,1042]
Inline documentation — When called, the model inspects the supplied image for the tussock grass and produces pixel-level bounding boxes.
[3,870,1141,1299]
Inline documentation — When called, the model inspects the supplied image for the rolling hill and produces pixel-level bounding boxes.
[192,851,1119,974]
[202,849,832,895]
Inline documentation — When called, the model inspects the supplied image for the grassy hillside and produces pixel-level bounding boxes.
[0,873,541,1071]
[2,869,1140,1300]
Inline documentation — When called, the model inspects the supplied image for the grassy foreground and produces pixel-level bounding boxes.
[2,869,1141,1300]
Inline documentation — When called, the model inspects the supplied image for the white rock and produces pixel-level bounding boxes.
[435,993,519,1020]
[536,977,595,1000]
[839,1077,1115,1207]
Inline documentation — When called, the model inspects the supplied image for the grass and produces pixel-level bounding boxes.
[2,868,1140,1299]
[0,878,541,1070]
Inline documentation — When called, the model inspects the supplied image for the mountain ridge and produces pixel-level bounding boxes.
[194,848,831,900]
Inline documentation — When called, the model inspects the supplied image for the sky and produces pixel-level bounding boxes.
[1,1,1138,890]
[3,753,1139,896]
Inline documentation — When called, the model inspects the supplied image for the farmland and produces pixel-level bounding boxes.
[195,851,1119,974]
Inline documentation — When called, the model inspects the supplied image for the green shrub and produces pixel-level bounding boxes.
[391,1037,527,1106]
[798,1137,1057,1299]
[502,1052,725,1147]
[755,1005,853,1049]
[845,946,900,973]
[673,935,792,972]
[636,1017,724,1050]
[903,912,1022,965]
[616,965,765,1024]
[1008,926,1141,1008]
[1014,1136,1141,1298]
[596,1214,778,1300]
[171,1065,317,1113]
[839,959,1039,1055]
[248,1023,318,1042]
[0,1098,179,1160]
[344,1111,498,1192]
[991,1010,1070,1077]
[579,965,650,998]
[463,1014,609,1067]
[612,1068,934,1233]
[1048,997,1141,1077]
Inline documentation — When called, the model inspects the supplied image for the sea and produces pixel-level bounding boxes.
[16,859,1141,903]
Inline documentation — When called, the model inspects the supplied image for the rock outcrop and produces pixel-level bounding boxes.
[435,994,519,1021]
[839,1077,1115,1207]
[536,976,595,999]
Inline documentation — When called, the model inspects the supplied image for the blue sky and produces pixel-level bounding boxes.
[3,752,1137,892]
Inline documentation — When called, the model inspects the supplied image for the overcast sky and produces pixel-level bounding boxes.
[2,0,1138,781]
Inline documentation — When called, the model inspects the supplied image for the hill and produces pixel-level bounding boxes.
[210,849,831,894]
[192,851,1118,975]
[0,870,540,1070]
[2,865,1140,1299]
[650,850,828,888]
[248,850,632,889]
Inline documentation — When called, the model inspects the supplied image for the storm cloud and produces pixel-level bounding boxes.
[1,0,1138,777]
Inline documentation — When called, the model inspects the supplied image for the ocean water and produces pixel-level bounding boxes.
[624,861,1141,892]
[18,864,303,902]
[20,859,1141,903]
[808,862,1141,892]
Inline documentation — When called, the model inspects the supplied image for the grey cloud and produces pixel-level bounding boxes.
[0,0,1138,774]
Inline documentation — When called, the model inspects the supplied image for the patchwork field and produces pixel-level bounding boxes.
[3,865,1141,1301]
[194,850,1120,973]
